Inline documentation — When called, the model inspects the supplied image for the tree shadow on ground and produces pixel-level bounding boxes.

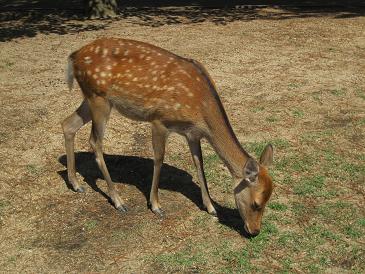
[1,0,364,42]
[58,152,249,237]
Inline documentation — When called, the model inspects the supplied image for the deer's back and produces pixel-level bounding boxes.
[71,38,215,127]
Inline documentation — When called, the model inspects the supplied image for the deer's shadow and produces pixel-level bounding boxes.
[58,152,248,236]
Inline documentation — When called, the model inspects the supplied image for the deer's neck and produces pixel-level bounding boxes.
[204,104,249,178]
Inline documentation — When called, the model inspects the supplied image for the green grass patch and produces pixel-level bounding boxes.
[266,116,279,123]
[84,220,98,230]
[293,175,325,195]
[26,164,43,176]
[0,60,14,69]
[268,202,288,211]
[251,106,264,113]
[343,225,362,239]
[330,88,346,96]
[154,242,207,272]
[275,153,316,173]
[202,152,231,192]
[292,109,305,118]
[288,83,300,90]
[355,89,365,100]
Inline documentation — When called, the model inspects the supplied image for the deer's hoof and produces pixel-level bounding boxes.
[117,204,129,213]
[208,208,218,217]
[75,186,85,193]
[152,208,165,219]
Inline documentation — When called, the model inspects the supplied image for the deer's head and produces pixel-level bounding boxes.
[234,144,274,236]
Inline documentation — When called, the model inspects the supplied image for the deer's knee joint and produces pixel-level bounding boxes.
[62,121,76,140]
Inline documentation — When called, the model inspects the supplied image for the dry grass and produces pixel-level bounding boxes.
[0,7,364,273]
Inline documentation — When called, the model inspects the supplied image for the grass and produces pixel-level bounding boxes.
[84,220,98,230]
[330,88,346,96]
[292,109,305,118]
[0,60,14,70]
[268,202,288,211]
[356,89,365,100]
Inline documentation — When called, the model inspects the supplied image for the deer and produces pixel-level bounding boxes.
[61,38,274,236]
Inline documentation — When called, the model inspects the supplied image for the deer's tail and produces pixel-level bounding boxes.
[66,53,75,91]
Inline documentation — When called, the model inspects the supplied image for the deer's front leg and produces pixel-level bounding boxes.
[150,122,168,218]
[187,138,217,216]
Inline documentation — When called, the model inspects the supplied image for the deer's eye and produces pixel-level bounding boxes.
[252,202,262,211]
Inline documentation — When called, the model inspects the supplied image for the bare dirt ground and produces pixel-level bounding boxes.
[0,5,364,273]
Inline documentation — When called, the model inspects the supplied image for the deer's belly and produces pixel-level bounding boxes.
[108,96,155,121]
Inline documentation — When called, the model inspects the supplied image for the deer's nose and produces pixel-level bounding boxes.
[244,224,260,237]
[249,229,260,237]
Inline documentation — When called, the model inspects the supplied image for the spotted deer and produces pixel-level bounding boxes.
[62,38,274,236]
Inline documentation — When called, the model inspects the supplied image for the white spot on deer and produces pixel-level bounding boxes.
[87,70,92,76]
[128,59,133,63]
[101,80,106,85]
[113,48,120,54]
[167,86,175,91]
[196,77,201,81]
[139,54,145,59]
[112,62,118,66]
[164,105,170,109]
[151,61,156,66]
[95,46,100,54]
[118,41,124,46]
[95,67,100,72]
[116,73,121,77]
[124,50,129,56]
[203,102,208,107]
[100,72,107,77]
[188,92,194,97]
[185,105,191,109]
[92,74,98,79]
[125,82,130,86]
[132,77,138,82]
[146,56,152,61]
[102,48,108,57]
[106,65,112,70]
[89,46,94,52]
[152,77,158,81]
[108,72,112,77]
[174,103,181,110]
[151,71,157,75]
[97,80,100,85]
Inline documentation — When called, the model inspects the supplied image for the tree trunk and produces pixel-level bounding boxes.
[85,0,118,19]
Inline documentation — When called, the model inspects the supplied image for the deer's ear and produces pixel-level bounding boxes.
[243,158,259,184]
[260,144,274,167]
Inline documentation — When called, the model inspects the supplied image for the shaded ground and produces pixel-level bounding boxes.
[0,4,364,273]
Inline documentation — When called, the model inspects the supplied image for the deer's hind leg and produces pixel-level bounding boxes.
[62,99,91,193]
[88,96,128,212]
